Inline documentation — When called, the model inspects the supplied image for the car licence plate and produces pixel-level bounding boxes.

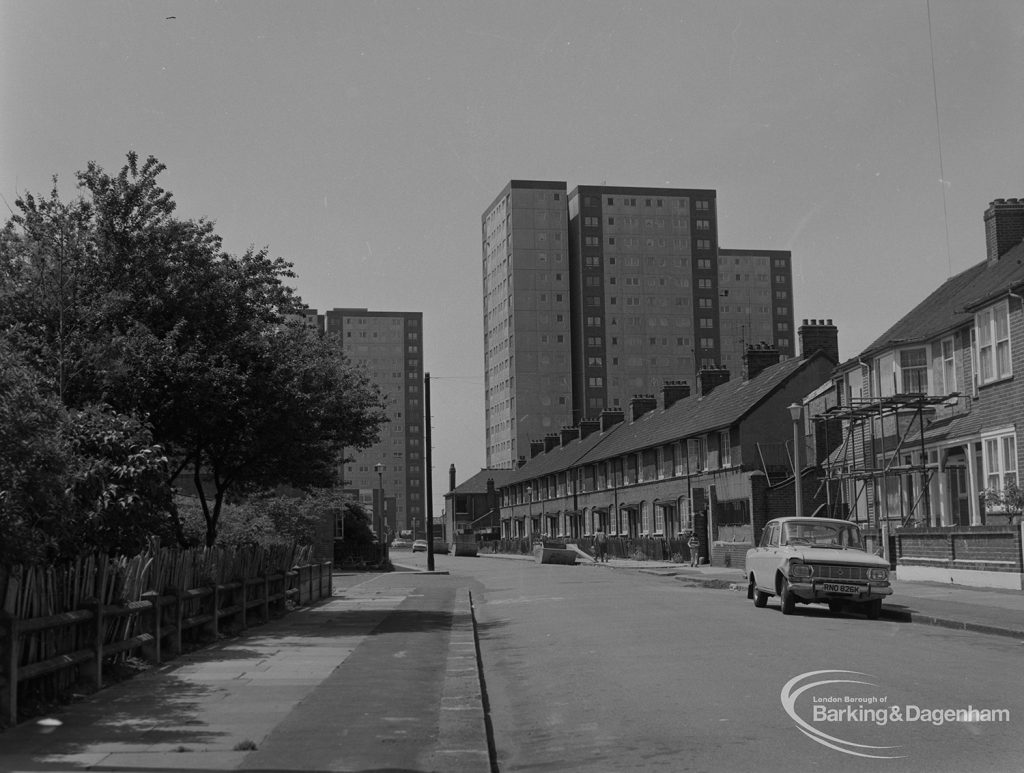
[823,583,858,594]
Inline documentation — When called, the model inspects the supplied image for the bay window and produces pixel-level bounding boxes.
[940,337,956,394]
[976,301,1012,385]
[900,347,929,393]
[983,432,1017,494]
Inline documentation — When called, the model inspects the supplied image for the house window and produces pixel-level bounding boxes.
[941,338,956,394]
[719,430,732,467]
[976,301,1012,385]
[687,437,706,472]
[899,348,928,393]
[983,432,1017,494]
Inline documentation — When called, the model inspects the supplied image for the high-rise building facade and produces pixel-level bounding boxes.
[482,181,573,469]
[568,185,722,422]
[716,248,795,375]
[482,181,794,469]
[316,308,426,536]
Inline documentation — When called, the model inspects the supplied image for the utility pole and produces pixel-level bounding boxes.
[425,372,435,571]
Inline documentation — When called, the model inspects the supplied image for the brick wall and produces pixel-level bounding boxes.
[897,526,1023,573]
[711,542,749,571]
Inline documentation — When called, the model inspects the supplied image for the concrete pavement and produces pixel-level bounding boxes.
[0,570,492,773]
[2,553,1022,772]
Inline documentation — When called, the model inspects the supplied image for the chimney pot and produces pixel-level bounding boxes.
[985,197,1024,264]
[599,409,625,432]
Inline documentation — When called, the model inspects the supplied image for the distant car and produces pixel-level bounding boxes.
[390,539,412,550]
[745,517,891,619]
[411,540,428,553]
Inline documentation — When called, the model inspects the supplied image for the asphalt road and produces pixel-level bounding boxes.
[399,551,1024,773]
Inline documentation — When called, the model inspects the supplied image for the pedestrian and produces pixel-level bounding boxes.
[594,527,608,563]
[687,531,700,566]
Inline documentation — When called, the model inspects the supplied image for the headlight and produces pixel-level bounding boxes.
[867,567,889,581]
[789,562,813,579]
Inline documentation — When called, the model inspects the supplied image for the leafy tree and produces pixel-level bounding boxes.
[0,337,71,563]
[64,404,176,554]
[1,152,388,549]
[0,179,100,404]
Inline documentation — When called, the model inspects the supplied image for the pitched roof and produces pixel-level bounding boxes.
[502,425,617,486]
[450,468,519,495]
[861,241,1024,358]
[578,354,820,463]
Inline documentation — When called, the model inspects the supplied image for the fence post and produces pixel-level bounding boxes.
[261,575,270,622]
[293,567,303,606]
[82,598,104,692]
[140,592,161,664]
[207,584,220,642]
[1,613,19,726]
[238,580,247,631]
[170,588,183,657]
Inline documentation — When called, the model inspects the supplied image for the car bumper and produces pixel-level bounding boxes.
[788,581,893,602]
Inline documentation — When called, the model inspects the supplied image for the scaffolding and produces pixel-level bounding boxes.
[814,393,959,526]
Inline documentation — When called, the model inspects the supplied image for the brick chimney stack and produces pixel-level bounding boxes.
[560,426,577,446]
[599,409,625,432]
[448,463,456,492]
[985,198,1024,264]
[697,366,730,396]
[543,434,560,453]
[798,319,840,363]
[578,419,601,439]
[628,394,658,421]
[530,440,545,458]
[660,380,691,410]
[743,343,781,381]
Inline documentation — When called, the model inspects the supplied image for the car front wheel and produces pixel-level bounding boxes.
[780,577,797,615]
[750,577,769,608]
[862,599,882,620]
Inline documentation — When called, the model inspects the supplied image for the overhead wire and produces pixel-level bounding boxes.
[927,0,953,276]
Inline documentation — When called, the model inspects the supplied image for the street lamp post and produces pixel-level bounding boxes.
[375,462,385,562]
[789,403,804,519]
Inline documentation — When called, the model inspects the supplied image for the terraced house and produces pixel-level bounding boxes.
[493,322,839,567]
[813,198,1024,589]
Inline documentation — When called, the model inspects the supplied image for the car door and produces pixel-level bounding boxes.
[750,522,778,590]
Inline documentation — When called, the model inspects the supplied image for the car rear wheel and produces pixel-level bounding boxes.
[862,599,882,620]
[827,600,844,615]
[779,577,797,615]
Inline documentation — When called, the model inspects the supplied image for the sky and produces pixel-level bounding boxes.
[3,0,1023,518]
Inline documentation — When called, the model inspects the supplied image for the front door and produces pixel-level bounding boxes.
[628,509,640,538]
[949,465,970,526]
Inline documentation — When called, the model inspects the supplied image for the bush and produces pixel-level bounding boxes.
[176,489,370,550]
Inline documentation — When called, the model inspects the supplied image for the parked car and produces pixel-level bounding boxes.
[390,539,412,550]
[745,517,891,619]
[411,539,429,553]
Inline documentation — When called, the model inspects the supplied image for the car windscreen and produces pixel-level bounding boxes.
[781,522,863,549]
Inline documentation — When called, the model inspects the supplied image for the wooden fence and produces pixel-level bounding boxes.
[0,545,333,727]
